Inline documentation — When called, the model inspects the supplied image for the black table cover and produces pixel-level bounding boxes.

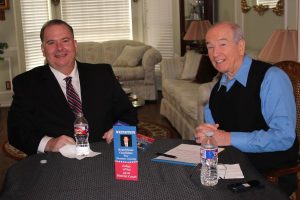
[0,139,289,200]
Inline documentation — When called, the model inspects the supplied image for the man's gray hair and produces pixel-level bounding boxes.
[210,21,244,43]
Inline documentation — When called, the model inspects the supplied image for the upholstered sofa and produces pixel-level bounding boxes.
[160,51,218,139]
[76,40,162,100]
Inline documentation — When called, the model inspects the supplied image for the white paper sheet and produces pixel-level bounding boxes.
[218,164,244,179]
[152,144,224,166]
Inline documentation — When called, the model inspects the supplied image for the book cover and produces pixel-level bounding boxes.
[136,133,155,151]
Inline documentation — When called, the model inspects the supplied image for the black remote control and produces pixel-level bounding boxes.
[228,180,264,193]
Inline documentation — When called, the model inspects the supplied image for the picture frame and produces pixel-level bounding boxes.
[0,0,9,10]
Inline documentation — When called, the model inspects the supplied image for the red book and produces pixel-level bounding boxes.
[137,133,155,151]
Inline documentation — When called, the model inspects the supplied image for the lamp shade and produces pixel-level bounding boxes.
[183,20,212,41]
[258,29,298,63]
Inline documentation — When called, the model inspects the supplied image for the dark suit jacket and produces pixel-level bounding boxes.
[8,62,137,155]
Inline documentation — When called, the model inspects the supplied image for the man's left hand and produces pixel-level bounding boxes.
[102,128,113,144]
[210,129,231,146]
[195,123,231,146]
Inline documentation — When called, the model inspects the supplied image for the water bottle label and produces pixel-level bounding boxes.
[201,148,218,159]
[74,125,88,135]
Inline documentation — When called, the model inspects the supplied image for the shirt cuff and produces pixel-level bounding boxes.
[37,136,53,153]
[231,132,251,152]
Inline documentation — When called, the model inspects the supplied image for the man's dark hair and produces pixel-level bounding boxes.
[40,19,74,42]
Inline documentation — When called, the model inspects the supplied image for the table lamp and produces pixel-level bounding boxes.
[258,29,298,63]
[183,20,211,54]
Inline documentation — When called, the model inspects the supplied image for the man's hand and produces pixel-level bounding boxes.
[102,128,113,144]
[195,123,231,146]
[45,135,75,152]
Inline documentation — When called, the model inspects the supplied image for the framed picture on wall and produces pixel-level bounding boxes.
[0,0,9,10]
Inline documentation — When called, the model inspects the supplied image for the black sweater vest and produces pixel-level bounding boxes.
[209,60,298,171]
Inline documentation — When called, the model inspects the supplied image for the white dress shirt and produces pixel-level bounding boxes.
[37,63,81,153]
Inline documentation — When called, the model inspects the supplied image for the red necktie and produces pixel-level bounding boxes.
[64,77,82,114]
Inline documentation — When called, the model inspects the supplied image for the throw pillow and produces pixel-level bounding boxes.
[180,50,202,80]
[113,45,150,67]
[194,55,218,84]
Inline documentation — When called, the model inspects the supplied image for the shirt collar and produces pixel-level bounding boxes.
[218,54,252,90]
[49,62,79,83]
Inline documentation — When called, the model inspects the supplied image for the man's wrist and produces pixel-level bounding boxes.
[225,131,231,146]
[37,136,53,153]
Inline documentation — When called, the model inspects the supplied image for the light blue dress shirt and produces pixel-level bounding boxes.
[204,55,296,153]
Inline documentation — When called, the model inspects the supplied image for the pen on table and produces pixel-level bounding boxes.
[155,152,177,158]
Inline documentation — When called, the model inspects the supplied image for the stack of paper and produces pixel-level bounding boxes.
[151,144,224,166]
[218,164,244,179]
[152,144,244,179]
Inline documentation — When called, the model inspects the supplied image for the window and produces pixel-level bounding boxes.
[20,0,132,71]
[143,0,174,59]
[61,0,132,42]
[20,0,50,71]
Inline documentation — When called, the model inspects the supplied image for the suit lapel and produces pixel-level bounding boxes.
[77,62,90,112]
[41,65,71,112]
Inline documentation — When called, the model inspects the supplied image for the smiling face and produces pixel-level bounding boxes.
[41,24,77,75]
[205,23,245,80]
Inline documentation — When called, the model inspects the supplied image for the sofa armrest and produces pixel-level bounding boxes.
[142,48,162,84]
[197,80,217,124]
[142,48,162,67]
[161,56,185,80]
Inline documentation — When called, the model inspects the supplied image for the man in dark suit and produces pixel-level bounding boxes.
[8,19,137,155]
[120,135,132,147]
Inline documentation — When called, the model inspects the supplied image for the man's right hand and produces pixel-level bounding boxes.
[194,123,231,146]
[44,135,75,152]
[195,123,219,143]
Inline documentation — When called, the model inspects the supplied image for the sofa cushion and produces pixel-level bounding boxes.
[76,42,104,63]
[113,45,150,67]
[194,55,218,84]
[180,50,202,80]
[163,79,200,121]
[113,66,144,81]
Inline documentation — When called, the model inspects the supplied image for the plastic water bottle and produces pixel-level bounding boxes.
[200,131,218,186]
[74,113,90,156]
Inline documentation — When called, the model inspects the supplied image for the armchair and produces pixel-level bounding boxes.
[160,52,218,139]
[264,60,300,198]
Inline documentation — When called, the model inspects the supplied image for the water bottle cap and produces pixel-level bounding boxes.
[205,131,214,137]
[76,112,84,117]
